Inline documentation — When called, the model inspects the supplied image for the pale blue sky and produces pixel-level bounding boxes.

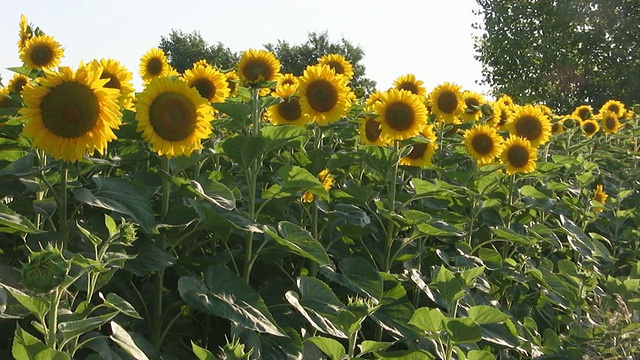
[1,0,488,94]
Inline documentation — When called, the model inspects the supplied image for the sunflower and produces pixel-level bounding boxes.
[592,184,608,213]
[237,49,281,84]
[358,115,387,146]
[267,85,307,127]
[429,82,464,124]
[581,119,599,138]
[496,94,514,108]
[572,105,592,122]
[488,101,512,130]
[20,35,64,70]
[599,111,620,134]
[183,63,229,104]
[298,64,351,126]
[277,73,299,89]
[393,74,426,98]
[318,54,354,80]
[224,70,240,97]
[399,125,437,167]
[19,64,122,163]
[364,90,384,111]
[302,168,334,203]
[17,14,32,51]
[139,48,173,84]
[135,77,214,158]
[505,104,551,148]
[463,124,503,164]
[374,89,427,141]
[551,120,565,135]
[91,58,135,110]
[460,91,486,123]
[500,136,537,175]
[7,73,30,94]
[599,100,625,118]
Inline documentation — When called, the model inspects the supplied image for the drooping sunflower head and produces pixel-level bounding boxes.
[460,91,486,123]
[505,104,551,148]
[266,85,307,127]
[183,63,230,103]
[393,74,426,98]
[592,184,608,213]
[499,136,537,175]
[17,14,32,52]
[428,82,464,124]
[598,111,620,134]
[572,104,592,121]
[318,54,354,80]
[374,89,428,141]
[237,49,281,84]
[581,119,599,138]
[90,58,136,110]
[139,48,173,84]
[358,115,387,146]
[399,125,437,168]
[464,124,504,165]
[20,35,64,70]
[224,70,240,97]
[19,64,122,163]
[298,64,351,126]
[599,99,626,118]
[135,77,214,158]
[7,73,30,94]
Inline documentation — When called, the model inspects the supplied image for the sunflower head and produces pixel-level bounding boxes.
[393,74,426,98]
[20,35,64,70]
[364,90,384,111]
[7,73,30,94]
[598,111,620,134]
[224,70,240,97]
[399,125,437,168]
[301,168,335,203]
[374,89,428,141]
[429,82,464,124]
[572,104,592,121]
[505,104,551,148]
[358,115,387,146]
[500,136,537,175]
[237,49,281,85]
[581,119,600,138]
[91,58,136,110]
[139,48,173,84]
[599,99,626,118]
[277,73,299,90]
[266,85,307,127]
[464,124,504,164]
[460,91,486,123]
[488,101,512,130]
[183,63,230,103]
[318,54,354,80]
[17,14,32,51]
[297,64,351,126]
[592,184,608,212]
[551,120,564,135]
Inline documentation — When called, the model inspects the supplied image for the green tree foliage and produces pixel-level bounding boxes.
[159,29,238,73]
[474,0,640,113]
[264,31,377,93]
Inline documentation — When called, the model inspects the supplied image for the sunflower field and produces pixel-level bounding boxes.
[2,15,640,360]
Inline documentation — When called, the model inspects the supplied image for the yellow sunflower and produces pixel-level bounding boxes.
[551,120,565,135]
[429,82,464,124]
[581,119,599,138]
[599,111,621,134]
[277,73,299,89]
[463,124,504,164]
[318,54,354,80]
[364,90,384,111]
[505,104,552,148]
[267,85,307,127]
[20,35,64,70]
[499,136,537,175]
[599,100,625,118]
[90,58,135,110]
[298,64,351,126]
[496,94,515,108]
[572,105,592,122]
[592,184,608,213]
[19,65,122,163]
[17,14,32,52]
[374,89,427,141]
[183,63,230,103]
[393,74,426,98]
[224,70,240,97]
[135,77,214,158]
[460,91,486,123]
[358,115,388,146]
[302,168,335,203]
[139,48,173,84]
[237,49,281,84]
[488,101,512,130]
[399,125,437,167]
[7,73,30,94]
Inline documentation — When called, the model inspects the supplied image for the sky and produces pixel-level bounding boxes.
[0,0,489,95]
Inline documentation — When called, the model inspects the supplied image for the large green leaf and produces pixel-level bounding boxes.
[221,135,266,171]
[109,321,149,360]
[12,324,70,360]
[0,203,42,234]
[445,318,482,343]
[305,337,346,360]
[58,312,118,343]
[432,266,464,306]
[191,341,218,360]
[178,265,285,336]
[409,307,446,333]
[278,165,329,200]
[100,293,142,319]
[182,173,236,210]
[260,125,309,154]
[0,153,36,180]
[2,285,49,320]
[374,349,436,360]
[467,305,510,325]
[264,221,331,266]
[320,257,383,301]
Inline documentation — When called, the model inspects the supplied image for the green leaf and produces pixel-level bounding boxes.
[467,305,509,324]
[260,125,309,154]
[221,135,266,170]
[191,341,218,360]
[76,221,103,246]
[432,266,464,305]
[320,257,383,301]
[478,248,502,269]
[12,324,70,360]
[445,318,482,343]
[186,174,236,210]
[109,321,150,360]
[490,227,534,245]
[265,221,331,266]
[415,220,465,237]
[468,349,496,360]
[409,307,446,333]
[358,340,392,356]
[58,312,118,343]
[374,349,436,360]
[125,239,176,276]
[211,101,251,125]
[460,266,485,287]
[100,293,142,319]
[0,153,36,179]
[305,337,346,360]
[178,265,285,336]
[2,285,49,319]
[0,203,42,234]
[278,165,329,200]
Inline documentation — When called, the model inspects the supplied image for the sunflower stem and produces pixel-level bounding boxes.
[383,140,400,272]
[58,162,69,250]
[243,88,262,283]
[466,160,479,246]
[153,156,171,348]
[46,287,62,350]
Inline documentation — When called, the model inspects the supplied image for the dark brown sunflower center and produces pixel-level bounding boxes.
[192,78,216,100]
[364,117,382,142]
[583,122,597,135]
[551,123,561,133]
[327,61,345,75]
[578,108,590,120]
[406,143,427,159]
[515,115,542,141]
[146,58,164,76]
[306,80,338,112]
[507,145,530,168]
[282,78,296,86]
[604,116,616,130]
[498,111,509,126]
[10,78,28,93]
[226,78,237,94]
[101,71,121,90]
[277,98,302,121]
[465,98,480,113]
[385,102,415,131]
[243,59,273,82]
[398,82,419,95]
[471,133,494,155]
[437,91,458,114]
[149,92,197,142]
[608,104,619,114]
[39,82,99,138]
[30,44,54,67]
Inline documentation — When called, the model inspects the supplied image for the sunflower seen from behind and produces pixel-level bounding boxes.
[183,63,229,104]
[463,124,503,165]
[237,49,281,85]
[91,58,136,110]
[374,89,427,141]
[429,82,464,124]
[399,124,437,168]
[0,88,19,109]
[267,85,307,127]
[393,74,426,98]
[505,104,551,148]
[20,35,64,70]
[20,64,122,163]
[135,77,214,158]
[318,54,354,81]
[139,48,174,84]
[499,136,537,175]
[298,64,351,126]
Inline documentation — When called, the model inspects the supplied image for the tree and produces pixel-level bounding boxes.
[474,0,640,113]
[265,31,377,93]
[159,30,238,73]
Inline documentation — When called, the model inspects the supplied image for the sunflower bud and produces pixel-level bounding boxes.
[119,222,138,245]
[354,87,366,99]
[219,336,253,360]
[20,246,68,293]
